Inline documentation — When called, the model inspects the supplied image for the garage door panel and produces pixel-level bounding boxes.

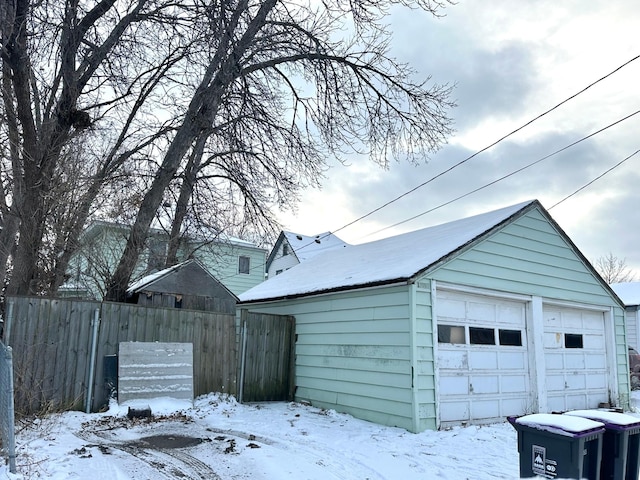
[543,332,563,348]
[440,376,468,395]
[470,376,499,394]
[440,401,469,422]
[565,355,585,369]
[501,376,528,393]
[583,335,605,349]
[471,400,500,419]
[546,375,565,390]
[543,306,608,413]
[586,374,607,389]
[499,352,527,370]
[469,351,498,370]
[468,302,495,322]
[438,350,468,369]
[439,298,466,319]
[586,356,606,369]
[545,353,564,369]
[437,290,530,426]
[565,375,586,389]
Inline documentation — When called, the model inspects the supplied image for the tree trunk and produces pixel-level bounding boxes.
[165,133,207,267]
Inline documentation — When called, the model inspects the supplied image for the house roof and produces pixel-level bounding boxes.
[240,200,538,303]
[127,258,238,300]
[610,282,640,306]
[266,231,349,268]
[81,220,261,250]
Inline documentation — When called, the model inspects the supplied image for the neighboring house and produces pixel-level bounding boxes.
[60,221,266,299]
[126,258,238,314]
[266,231,349,278]
[611,282,640,351]
[239,200,628,433]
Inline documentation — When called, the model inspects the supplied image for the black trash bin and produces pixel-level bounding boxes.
[509,413,605,479]
[565,410,640,480]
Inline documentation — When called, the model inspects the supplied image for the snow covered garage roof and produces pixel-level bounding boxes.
[240,200,537,303]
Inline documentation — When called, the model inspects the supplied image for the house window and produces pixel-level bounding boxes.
[499,329,522,346]
[469,327,495,345]
[276,269,283,275]
[239,255,250,274]
[283,244,289,256]
[438,325,465,344]
[565,333,583,348]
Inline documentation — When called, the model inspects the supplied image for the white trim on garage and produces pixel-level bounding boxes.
[434,284,617,428]
[435,288,531,427]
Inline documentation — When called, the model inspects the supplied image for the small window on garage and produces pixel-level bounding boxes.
[438,325,465,344]
[469,327,495,345]
[565,333,583,348]
[499,329,522,346]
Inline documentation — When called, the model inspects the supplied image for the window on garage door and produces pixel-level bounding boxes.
[438,324,523,346]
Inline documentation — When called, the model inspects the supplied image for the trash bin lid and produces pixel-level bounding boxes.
[564,410,640,429]
[514,413,605,437]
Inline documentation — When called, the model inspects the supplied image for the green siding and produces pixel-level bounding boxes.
[242,204,628,432]
[242,285,417,431]
[428,207,629,410]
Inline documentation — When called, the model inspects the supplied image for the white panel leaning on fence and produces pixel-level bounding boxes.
[118,342,194,404]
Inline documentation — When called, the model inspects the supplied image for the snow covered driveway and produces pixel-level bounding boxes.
[0,393,571,479]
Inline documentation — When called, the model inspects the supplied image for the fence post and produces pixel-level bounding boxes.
[85,308,101,413]
[0,342,16,473]
[238,309,248,403]
[3,301,13,345]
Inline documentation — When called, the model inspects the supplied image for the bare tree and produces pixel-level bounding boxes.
[0,0,193,294]
[104,0,455,301]
[593,253,637,284]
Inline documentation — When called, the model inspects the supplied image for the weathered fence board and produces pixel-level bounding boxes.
[240,311,295,402]
[5,296,238,413]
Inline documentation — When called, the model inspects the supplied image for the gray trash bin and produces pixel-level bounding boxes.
[509,413,605,479]
[565,410,640,480]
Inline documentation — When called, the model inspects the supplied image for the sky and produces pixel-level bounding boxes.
[276,1,640,276]
[5,391,640,479]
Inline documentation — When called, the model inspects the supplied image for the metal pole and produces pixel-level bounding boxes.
[85,308,100,414]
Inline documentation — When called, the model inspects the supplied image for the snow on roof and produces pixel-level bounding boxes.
[283,231,349,262]
[610,282,640,306]
[240,200,535,302]
[127,260,192,294]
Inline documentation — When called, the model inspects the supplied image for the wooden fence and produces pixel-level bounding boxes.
[4,296,237,413]
[239,310,295,402]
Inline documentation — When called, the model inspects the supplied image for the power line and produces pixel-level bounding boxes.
[363,108,640,237]
[332,53,640,236]
[549,148,640,209]
[221,54,640,282]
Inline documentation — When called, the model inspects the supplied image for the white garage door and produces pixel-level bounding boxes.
[436,290,531,426]
[543,305,609,412]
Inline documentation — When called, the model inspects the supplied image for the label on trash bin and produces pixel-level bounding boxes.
[532,445,557,478]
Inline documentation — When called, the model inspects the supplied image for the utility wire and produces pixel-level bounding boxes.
[548,148,640,210]
[364,108,640,237]
[332,53,640,236]
[221,54,640,281]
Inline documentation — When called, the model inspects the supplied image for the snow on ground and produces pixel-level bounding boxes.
[3,392,640,479]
